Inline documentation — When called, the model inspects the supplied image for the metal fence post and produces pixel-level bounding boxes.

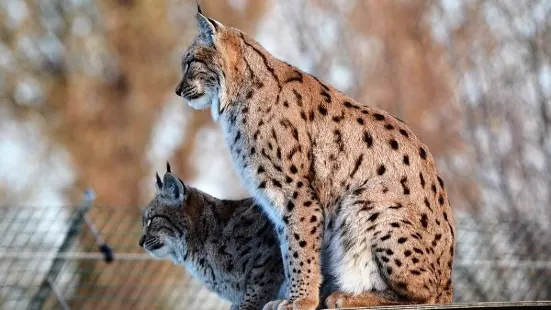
[30,189,96,310]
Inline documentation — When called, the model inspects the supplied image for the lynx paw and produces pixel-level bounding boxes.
[262,298,318,310]
[262,299,289,310]
[325,292,347,308]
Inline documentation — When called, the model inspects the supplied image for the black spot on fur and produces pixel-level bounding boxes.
[350,154,363,178]
[357,118,364,125]
[284,71,303,84]
[272,179,282,188]
[419,147,427,160]
[377,165,386,175]
[439,194,445,205]
[397,237,408,244]
[363,131,373,147]
[258,181,266,189]
[420,213,429,228]
[400,176,410,195]
[404,250,412,257]
[290,165,298,174]
[321,90,331,103]
[318,105,328,115]
[403,155,410,165]
[424,197,432,212]
[389,203,403,209]
[374,113,385,121]
[420,172,426,188]
[399,129,409,138]
[233,131,241,144]
[286,201,295,212]
[368,212,380,222]
[385,124,394,130]
[389,139,399,150]
[438,176,444,188]
[304,201,312,207]
[299,240,307,247]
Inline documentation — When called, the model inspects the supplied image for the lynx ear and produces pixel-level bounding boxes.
[161,173,185,206]
[196,9,224,44]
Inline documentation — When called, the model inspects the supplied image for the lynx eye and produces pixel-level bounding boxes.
[183,59,194,73]
[147,219,152,227]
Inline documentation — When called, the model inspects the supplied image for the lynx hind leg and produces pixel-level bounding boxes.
[328,197,439,306]
[371,216,442,304]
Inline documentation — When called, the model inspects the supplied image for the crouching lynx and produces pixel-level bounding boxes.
[175,7,455,310]
[139,163,284,310]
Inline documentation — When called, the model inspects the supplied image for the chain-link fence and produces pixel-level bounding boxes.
[1,193,550,310]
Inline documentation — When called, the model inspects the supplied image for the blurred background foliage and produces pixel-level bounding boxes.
[1,0,550,309]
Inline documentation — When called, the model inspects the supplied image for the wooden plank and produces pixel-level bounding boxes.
[330,301,551,309]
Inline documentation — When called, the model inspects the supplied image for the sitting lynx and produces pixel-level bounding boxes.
[175,6,455,310]
[139,163,284,310]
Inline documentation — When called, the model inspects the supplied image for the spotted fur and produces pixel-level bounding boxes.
[139,164,284,310]
[175,8,455,310]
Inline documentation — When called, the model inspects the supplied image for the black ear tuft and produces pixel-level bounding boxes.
[156,172,163,189]
[197,1,202,14]
[166,161,171,173]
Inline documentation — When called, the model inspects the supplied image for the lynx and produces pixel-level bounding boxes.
[175,7,455,310]
[139,163,284,310]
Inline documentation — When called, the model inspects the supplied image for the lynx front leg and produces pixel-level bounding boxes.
[269,191,324,310]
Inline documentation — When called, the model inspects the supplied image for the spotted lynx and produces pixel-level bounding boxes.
[175,7,455,310]
[139,163,284,310]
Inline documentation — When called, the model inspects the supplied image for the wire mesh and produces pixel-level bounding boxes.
[1,203,550,310]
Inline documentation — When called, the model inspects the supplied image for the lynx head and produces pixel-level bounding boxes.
[175,5,246,120]
[139,162,188,263]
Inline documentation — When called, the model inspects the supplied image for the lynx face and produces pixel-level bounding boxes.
[175,11,245,120]
[175,42,220,110]
[139,171,188,263]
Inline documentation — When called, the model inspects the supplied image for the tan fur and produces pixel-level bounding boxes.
[175,9,455,310]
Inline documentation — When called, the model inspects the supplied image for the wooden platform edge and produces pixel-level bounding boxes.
[327,301,551,309]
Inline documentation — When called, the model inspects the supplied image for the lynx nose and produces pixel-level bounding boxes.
[138,235,145,247]
[175,80,184,97]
